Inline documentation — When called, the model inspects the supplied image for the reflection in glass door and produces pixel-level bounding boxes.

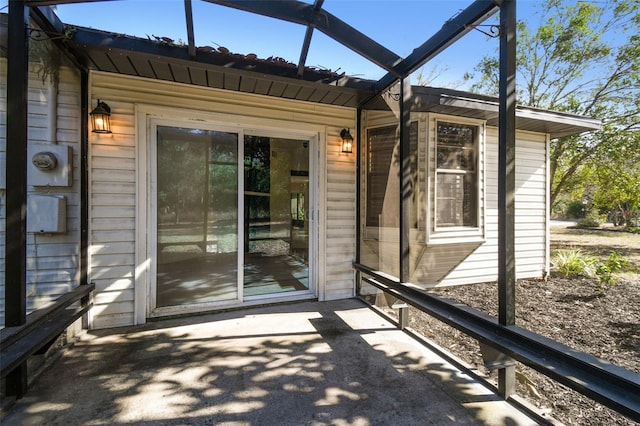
[155,126,238,307]
[243,136,310,296]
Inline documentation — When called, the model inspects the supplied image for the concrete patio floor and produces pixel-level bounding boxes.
[3,299,539,425]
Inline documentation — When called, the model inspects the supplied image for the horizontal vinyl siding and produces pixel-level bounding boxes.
[89,95,137,328]
[0,63,82,326]
[26,68,83,309]
[90,72,356,328]
[93,72,352,128]
[360,111,549,289]
[323,127,357,300]
[513,131,549,278]
[440,128,548,285]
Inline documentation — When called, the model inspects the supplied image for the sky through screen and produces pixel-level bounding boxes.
[0,1,614,90]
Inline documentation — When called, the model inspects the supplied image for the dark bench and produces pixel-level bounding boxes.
[1,283,94,397]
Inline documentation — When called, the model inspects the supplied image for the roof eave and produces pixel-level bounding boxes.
[64,24,377,108]
[437,91,601,138]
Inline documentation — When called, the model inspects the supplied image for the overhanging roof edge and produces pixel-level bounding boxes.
[430,89,602,138]
[438,92,601,131]
[65,24,376,92]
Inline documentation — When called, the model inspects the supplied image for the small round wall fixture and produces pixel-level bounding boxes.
[32,151,58,171]
[340,128,354,154]
[90,99,112,134]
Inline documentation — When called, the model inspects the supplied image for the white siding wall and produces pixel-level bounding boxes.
[89,72,356,329]
[324,127,357,300]
[514,130,549,277]
[439,127,549,285]
[360,111,549,288]
[0,61,82,325]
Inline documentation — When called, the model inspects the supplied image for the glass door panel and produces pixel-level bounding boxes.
[243,136,310,296]
[156,126,238,307]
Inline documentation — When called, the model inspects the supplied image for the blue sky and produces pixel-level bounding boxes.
[5,1,547,88]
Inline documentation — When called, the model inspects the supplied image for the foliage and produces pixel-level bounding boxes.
[552,249,598,278]
[590,129,640,226]
[29,27,75,84]
[594,251,636,290]
[157,129,238,225]
[565,200,587,219]
[576,215,601,228]
[465,0,640,224]
[552,248,634,292]
[30,33,62,84]
[604,250,634,273]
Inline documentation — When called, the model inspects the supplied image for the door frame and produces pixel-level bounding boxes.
[135,104,322,322]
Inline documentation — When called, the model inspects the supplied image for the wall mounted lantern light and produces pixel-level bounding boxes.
[340,128,354,154]
[90,99,112,134]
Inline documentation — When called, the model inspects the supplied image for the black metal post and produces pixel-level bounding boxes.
[497,0,517,398]
[79,69,92,328]
[80,70,89,288]
[399,78,411,283]
[184,0,196,58]
[5,0,29,398]
[355,109,362,262]
[355,108,362,294]
[297,0,324,77]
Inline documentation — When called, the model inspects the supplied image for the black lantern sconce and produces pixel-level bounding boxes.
[90,99,112,134]
[340,128,354,154]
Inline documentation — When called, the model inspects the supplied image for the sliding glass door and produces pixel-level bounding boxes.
[243,136,310,297]
[151,122,314,310]
[155,126,239,307]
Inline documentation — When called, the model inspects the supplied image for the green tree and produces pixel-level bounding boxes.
[591,129,640,225]
[465,0,640,219]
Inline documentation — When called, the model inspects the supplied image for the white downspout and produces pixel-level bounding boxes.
[545,133,551,279]
[47,76,58,144]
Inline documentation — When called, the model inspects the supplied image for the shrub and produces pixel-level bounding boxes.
[576,215,601,228]
[594,251,634,289]
[551,199,569,218]
[604,251,635,273]
[565,200,587,219]
[552,249,598,278]
[552,249,634,293]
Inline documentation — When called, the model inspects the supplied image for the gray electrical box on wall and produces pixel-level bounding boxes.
[27,195,67,233]
[27,143,73,187]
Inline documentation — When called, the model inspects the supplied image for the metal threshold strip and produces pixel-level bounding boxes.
[353,263,640,422]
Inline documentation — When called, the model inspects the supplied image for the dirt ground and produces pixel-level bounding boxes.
[408,226,640,425]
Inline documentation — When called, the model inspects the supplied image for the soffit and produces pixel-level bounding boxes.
[64,24,376,109]
[411,86,602,139]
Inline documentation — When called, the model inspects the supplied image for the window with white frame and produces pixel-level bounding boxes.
[434,120,480,230]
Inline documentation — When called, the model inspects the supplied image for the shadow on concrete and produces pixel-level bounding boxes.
[2,299,535,425]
